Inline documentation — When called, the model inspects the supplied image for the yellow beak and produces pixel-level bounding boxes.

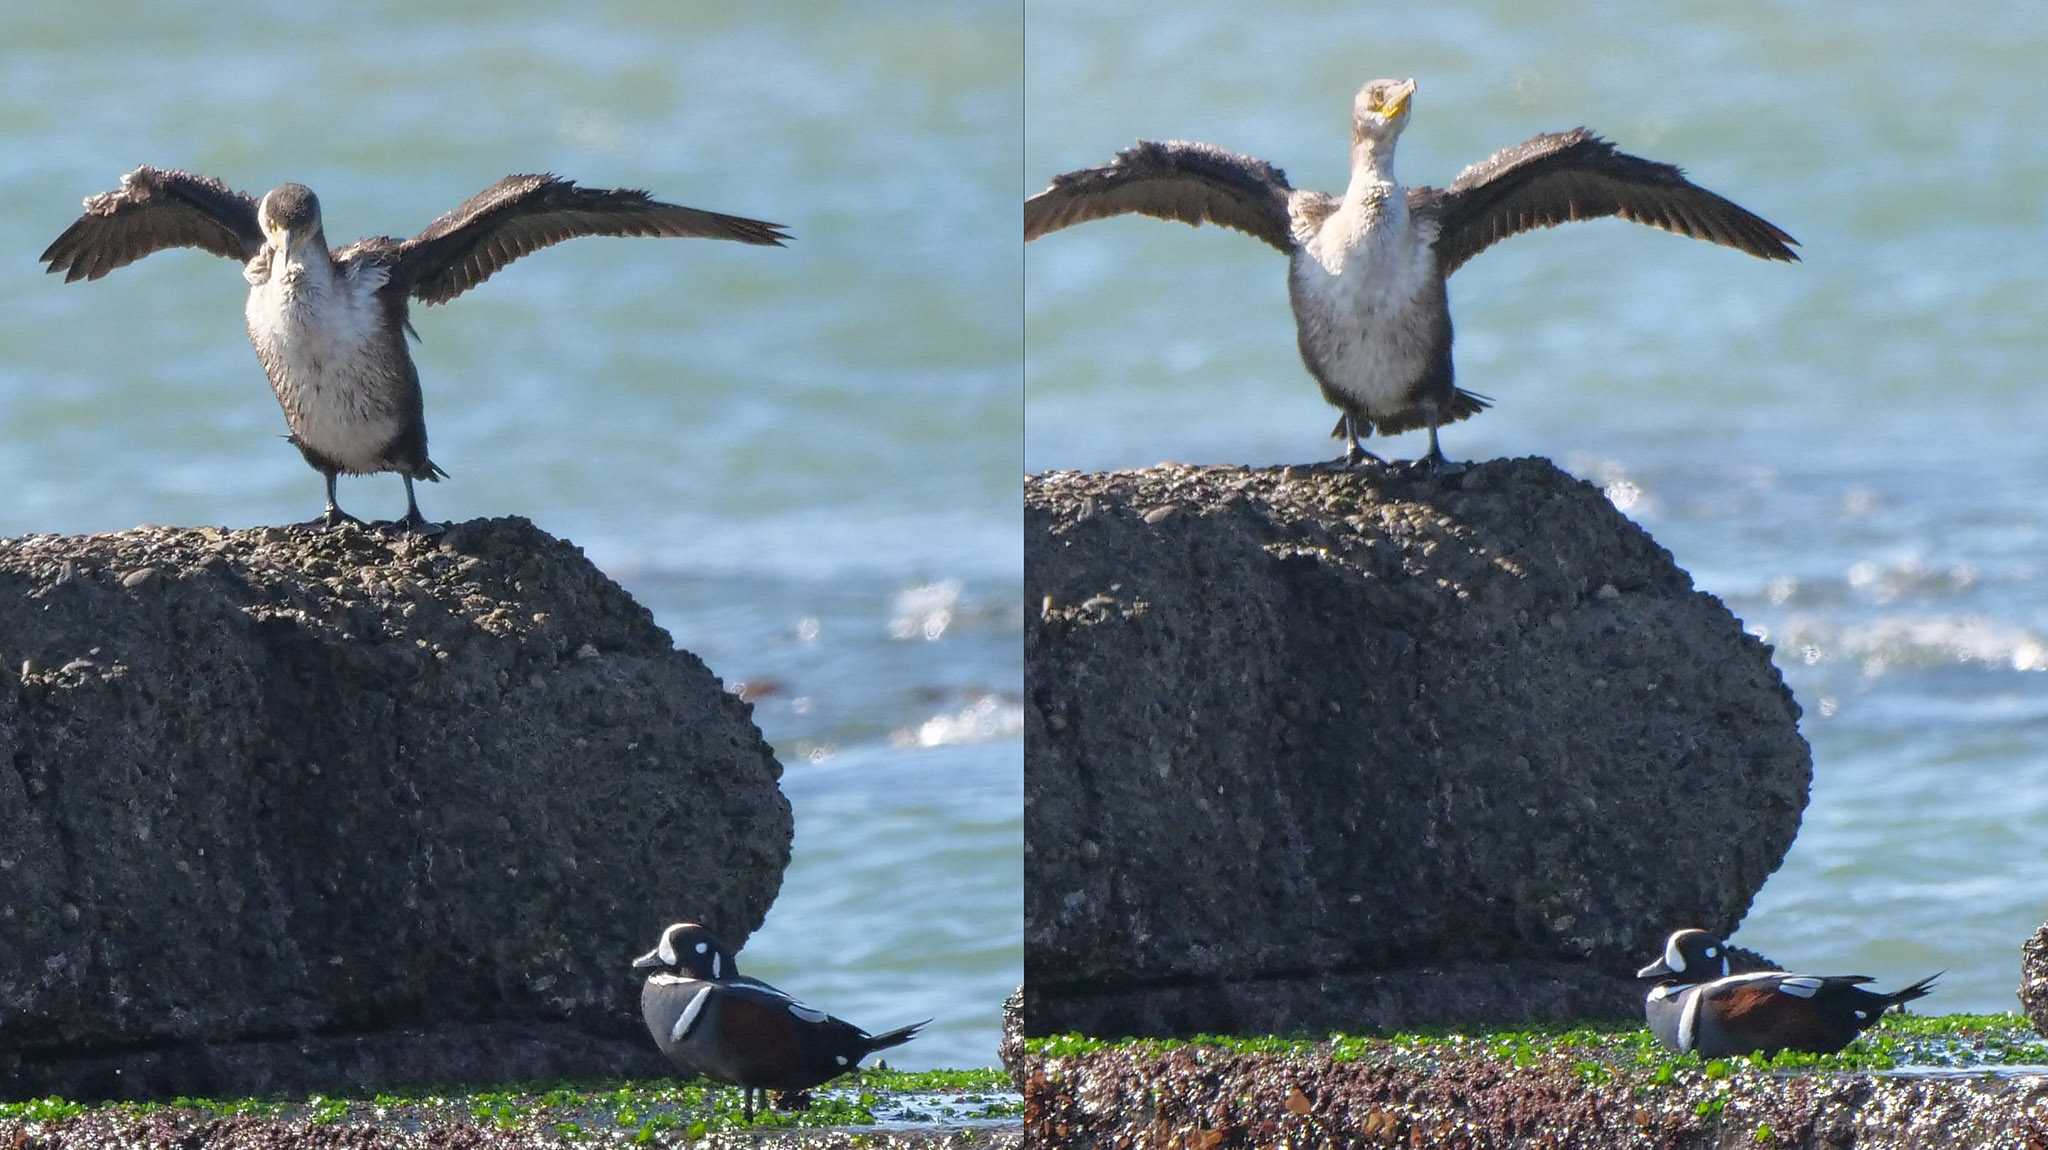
[1383,82,1415,119]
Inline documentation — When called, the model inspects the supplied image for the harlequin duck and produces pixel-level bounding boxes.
[633,922,929,1120]
[1637,928,1940,1057]
[631,922,755,1082]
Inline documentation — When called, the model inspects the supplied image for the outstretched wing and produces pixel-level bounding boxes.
[40,166,264,282]
[1025,140,1297,253]
[1414,129,1799,276]
[391,174,789,306]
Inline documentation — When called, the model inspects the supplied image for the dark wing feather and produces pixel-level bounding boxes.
[1025,140,1297,253]
[39,166,264,282]
[1415,129,1799,276]
[1711,979,1854,1052]
[392,174,789,306]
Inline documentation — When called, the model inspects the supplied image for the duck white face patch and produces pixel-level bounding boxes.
[696,942,708,954]
[1776,977,1823,999]
[672,985,713,1043]
[1664,934,1688,974]
[655,925,684,966]
[787,1002,829,1024]
[835,1055,848,1066]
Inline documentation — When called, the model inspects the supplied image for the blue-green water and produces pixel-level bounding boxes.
[1026,2,2048,1012]
[0,2,1020,1067]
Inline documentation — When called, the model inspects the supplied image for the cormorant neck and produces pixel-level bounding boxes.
[1345,135,1400,203]
[272,229,336,293]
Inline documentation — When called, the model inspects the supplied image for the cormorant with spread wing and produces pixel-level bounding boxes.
[41,168,788,530]
[1025,78,1798,470]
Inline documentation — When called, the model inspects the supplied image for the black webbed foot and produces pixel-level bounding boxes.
[1324,412,1384,469]
[380,475,446,536]
[296,507,363,531]
[1412,445,1468,478]
[376,507,445,537]
[1412,425,1466,477]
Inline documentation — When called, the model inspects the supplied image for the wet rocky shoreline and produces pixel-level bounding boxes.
[0,1112,1023,1149]
[1021,1038,2048,1148]
[0,1074,1024,1149]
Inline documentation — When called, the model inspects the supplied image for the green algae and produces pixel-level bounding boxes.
[1023,1012,2045,1077]
[0,1066,1022,1137]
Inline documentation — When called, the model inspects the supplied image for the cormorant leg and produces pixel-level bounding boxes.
[300,472,362,530]
[742,1087,756,1122]
[393,476,444,536]
[1418,423,1467,477]
[1344,414,1384,468]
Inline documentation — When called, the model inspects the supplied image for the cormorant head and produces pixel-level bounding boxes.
[1352,77,1417,148]
[632,922,736,981]
[259,183,323,258]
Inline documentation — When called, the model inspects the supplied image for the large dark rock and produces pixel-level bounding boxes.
[0,518,791,1099]
[1025,460,1810,1036]
[2021,921,2048,1036]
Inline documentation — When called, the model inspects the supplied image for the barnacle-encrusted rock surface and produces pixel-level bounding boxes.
[0,518,791,1099]
[1022,1047,2048,1149]
[999,986,1026,1090]
[2022,922,2048,1036]
[0,1112,1023,1150]
[1025,459,1810,1036]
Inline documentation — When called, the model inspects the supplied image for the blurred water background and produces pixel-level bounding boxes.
[1026,1,2048,1011]
[0,1,1020,1068]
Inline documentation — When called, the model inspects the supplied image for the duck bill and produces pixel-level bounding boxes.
[631,948,664,970]
[1636,957,1675,980]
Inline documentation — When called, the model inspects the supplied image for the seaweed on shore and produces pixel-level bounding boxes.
[0,1068,1022,1148]
[1022,1014,2048,1149]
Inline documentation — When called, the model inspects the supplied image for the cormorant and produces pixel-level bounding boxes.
[1025,78,1798,470]
[41,167,787,529]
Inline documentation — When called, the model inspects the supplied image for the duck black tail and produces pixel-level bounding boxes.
[862,1019,930,1053]
[1885,972,1941,1011]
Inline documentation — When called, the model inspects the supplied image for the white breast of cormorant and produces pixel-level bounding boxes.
[244,255,405,474]
[1288,185,1443,415]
